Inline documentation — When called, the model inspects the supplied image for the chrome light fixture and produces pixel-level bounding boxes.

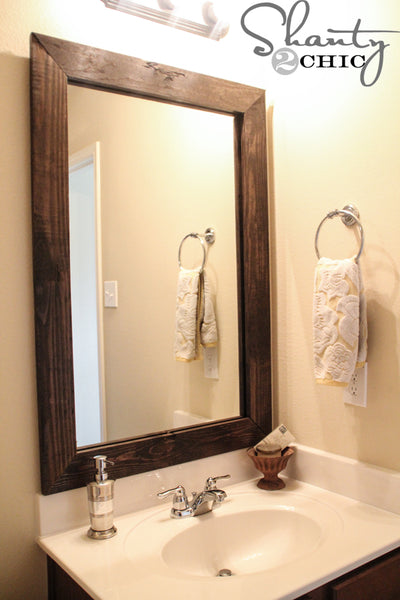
[100,0,229,40]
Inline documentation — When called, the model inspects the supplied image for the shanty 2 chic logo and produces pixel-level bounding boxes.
[240,0,400,87]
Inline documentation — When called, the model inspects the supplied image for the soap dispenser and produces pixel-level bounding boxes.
[87,455,117,539]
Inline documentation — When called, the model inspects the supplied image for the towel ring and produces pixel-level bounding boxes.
[314,205,364,261]
[178,233,207,273]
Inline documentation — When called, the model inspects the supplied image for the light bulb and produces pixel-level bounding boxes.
[158,0,199,11]
[157,0,177,10]
[202,1,229,36]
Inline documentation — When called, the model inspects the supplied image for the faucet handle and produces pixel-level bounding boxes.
[157,485,193,518]
[157,485,189,510]
[204,474,231,491]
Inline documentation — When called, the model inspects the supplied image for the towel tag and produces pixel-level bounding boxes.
[203,346,219,379]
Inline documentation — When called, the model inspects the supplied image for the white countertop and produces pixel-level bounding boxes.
[38,476,400,600]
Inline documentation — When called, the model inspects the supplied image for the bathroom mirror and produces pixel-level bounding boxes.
[67,85,240,446]
[30,33,271,495]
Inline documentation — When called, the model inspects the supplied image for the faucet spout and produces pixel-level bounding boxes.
[211,488,227,504]
[158,474,231,518]
[190,490,223,516]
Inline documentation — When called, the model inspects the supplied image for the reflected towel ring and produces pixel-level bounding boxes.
[178,233,206,273]
[314,205,364,261]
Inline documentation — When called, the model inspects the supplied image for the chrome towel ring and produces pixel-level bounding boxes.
[178,228,215,273]
[314,204,364,261]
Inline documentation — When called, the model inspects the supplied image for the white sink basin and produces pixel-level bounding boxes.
[162,507,322,577]
[124,491,343,579]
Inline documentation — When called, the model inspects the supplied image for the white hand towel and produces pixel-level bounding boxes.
[174,269,217,362]
[313,257,367,386]
[200,273,218,349]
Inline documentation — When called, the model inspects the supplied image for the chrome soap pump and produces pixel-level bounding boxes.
[87,455,117,540]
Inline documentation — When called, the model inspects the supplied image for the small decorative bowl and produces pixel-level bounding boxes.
[247,446,295,490]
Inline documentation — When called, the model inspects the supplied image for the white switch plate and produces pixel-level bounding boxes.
[343,363,367,407]
[104,280,118,308]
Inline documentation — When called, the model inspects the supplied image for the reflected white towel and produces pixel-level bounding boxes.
[174,269,217,362]
[313,257,367,386]
[200,273,218,348]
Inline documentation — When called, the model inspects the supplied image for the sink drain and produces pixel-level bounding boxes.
[217,568,233,577]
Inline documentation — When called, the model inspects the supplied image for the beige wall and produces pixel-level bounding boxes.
[270,3,400,470]
[2,0,400,598]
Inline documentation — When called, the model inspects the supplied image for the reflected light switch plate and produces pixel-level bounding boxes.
[104,281,118,308]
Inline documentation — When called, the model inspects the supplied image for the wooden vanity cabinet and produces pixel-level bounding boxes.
[296,547,400,600]
[48,547,400,600]
[47,557,92,600]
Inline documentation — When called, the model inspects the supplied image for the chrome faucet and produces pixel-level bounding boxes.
[157,474,231,518]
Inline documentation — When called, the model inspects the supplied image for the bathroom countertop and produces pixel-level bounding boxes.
[37,477,400,600]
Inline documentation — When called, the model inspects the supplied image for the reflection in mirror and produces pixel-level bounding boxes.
[67,86,239,446]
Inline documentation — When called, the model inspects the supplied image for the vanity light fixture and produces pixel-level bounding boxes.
[100,0,229,40]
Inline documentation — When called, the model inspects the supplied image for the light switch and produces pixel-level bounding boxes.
[104,280,118,308]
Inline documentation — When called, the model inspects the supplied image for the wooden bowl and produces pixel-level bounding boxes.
[247,446,295,490]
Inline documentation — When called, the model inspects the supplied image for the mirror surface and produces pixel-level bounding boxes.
[67,85,240,446]
[30,33,271,495]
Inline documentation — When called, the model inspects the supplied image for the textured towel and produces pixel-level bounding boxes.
[313,257,367,386]
[174,269,217,362]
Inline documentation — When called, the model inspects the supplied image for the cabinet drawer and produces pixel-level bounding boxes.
[332,551,400,600]
[296,588,329,599]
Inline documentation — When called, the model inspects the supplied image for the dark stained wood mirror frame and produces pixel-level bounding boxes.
[30,33,271,495]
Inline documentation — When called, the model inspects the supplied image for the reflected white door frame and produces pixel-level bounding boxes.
[69,142,107,446]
